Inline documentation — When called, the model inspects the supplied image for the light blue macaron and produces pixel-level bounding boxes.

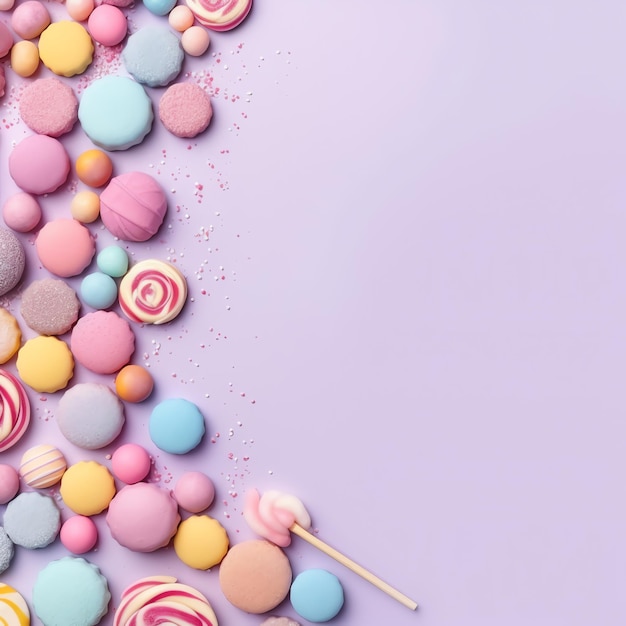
[3,492,60,549]
[33,557,111,626]
[149,398,205,454]
[290,569,344,622]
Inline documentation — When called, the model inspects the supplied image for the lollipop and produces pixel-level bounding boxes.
[119,259,187,325]
[0,369,31,453]
[244,489,417,611]
[113,576,218,626]
[184,0,252,31]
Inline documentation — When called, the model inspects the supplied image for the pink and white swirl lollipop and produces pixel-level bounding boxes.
[119,259,187,325]
[114,576,218,626]
[244,488,417,611]
[0,369,31,453]
[184,0,252,31]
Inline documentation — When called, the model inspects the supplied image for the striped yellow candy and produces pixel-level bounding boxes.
[0,582,30,626]
[19,444,67,489]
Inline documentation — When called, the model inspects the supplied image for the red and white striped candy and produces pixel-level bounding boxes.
[184,0,252,31]
[118,260,187,325]
[114,577,218,626]
[0,369,31,453]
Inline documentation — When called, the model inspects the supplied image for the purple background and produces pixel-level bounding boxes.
[2,1,625,624]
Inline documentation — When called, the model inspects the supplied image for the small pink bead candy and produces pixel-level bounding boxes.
[0,464,19,504]
[60,515,98,554]
[111,443,151,484]
[88,4,127,46]
[173,471,215,513]
[3,192,42,233]
[11,0,50,39]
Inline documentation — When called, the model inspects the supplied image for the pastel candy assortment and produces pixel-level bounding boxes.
[119,259,187,324]
[32,557,110,626]
[0,369,31,453]
[114,576,219,626]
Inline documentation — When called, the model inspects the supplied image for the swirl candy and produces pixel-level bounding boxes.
[243,488,418,611]
[114,576,218,626]
[184,0,252,31]
[119,259,187,325]
[0,583,30,626]
[0,369,31,453]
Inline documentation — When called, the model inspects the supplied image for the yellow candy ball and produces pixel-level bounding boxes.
[60,461,116,515]
[11,40,39,77]
[174,515,229,570]
[71,190,100,223]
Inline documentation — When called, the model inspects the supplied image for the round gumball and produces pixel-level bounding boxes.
[144,0,176,15]
[168,5,194,31]
[115,364,154,403]
[76,149,113,187]
[66,0,95,21]
[70,190,100,223]
[2,192,41,233]
[0,464,19,504]
[181,25,210,56]
[80,272,118,310]
[87,5,127,46]
[111,443,151,484]
[174,471,215,512]
[96,245,129,277]
[60,515,98,553]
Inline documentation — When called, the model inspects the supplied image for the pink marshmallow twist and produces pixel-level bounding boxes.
[243,489,312,547]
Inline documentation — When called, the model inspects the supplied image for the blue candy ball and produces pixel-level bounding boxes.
[149,398,205,454]
[290,569,344,622]
[80,272,118,310]
[96,245,128,277]
[143,0,177,16]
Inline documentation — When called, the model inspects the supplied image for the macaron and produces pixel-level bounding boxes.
[159,82,213,138]
[19,77,78,137]
[38,21,94,76]
[35,218,95,277]
[219,540,293,613]
[106,482,180,552]
[33,557,110,626]
[57,383,125,449]
[60,461,116,516]
[20,278,81,336]
[16,335,74,393]
[3,491,61,549]
[0,528,15,574]
[173,515,229,569]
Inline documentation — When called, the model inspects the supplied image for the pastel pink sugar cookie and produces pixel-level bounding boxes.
[9,135,70,195]
[185,0,252,31]
[70,310,135,374]
[35,219,95,278]
[99,172,167,242]
[11,0,50,39]
[19,78,78,137]
[20,278,80,336]
[159,83,213,138]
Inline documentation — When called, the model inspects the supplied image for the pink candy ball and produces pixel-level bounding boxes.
[11,0,50,39]
[111,443,151,484]
[2,192,42,233]
[66,0,95,21]
[88,4,127,46]
[0,464,19,504]
[168,5,194,31]
[173,471,215,513]
[60,515,98,554]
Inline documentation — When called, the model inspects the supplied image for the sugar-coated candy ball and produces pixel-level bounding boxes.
[88,4,127,46]
[66,0,95,21]
[60,515,98,553]
[80,272,118,309]
[174,471,215,512]
[0,464,19,504]
[96,245,128,277]
[290,569,345,622]
[70,190,100,223]
[115,364,154,403]
[2,192,42,233]
[10,40,39,77]
[143,0,176,16]
[76,149,113,187]
[168,4,194,31]
[181,25,210,56]
[111,443,151,483]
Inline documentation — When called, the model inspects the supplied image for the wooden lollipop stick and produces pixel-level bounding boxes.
[289,522,418,611]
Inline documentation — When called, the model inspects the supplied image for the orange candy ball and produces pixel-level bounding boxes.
[115,364,154,403]
[75,149,113,187]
